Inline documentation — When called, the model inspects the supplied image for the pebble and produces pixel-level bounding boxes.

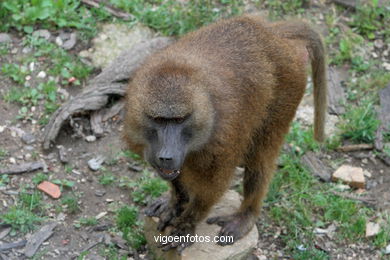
[55,37,63,46]
[87,156,105,171]
[0,125,5,133]
[29,62,35,72]
[9,157,16,164]
[0,33,12,43]
[62,32,77,50]
[95,190,106,197]
[21,132,36,144]
[32,29,51,40]
[385,244,390,254]
[37,71,47,78]
[85,135,97,142]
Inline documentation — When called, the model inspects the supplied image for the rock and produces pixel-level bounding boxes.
[365,222,380,237]
[37,181,61,199]
[0,33,12,43]
[80,23,155,68]
[21,132,36,144]
[385,244,390,254]
[85,135,97,142]
[327,66,347,115]
[144,190,258,260]
[37,71,47,78]
[57,145,68,163]
[95,190,106,197]
[32,29,51,40]
[332,165,365,189]
[55,36,63,47]
[88,156,105,171]
[62,32,77,50]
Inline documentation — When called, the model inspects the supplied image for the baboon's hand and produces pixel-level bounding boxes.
[207,212,255,246]
[145,197,176,231]
[158,222,195,254]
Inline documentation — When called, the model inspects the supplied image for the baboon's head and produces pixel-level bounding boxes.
[125,61,214,180]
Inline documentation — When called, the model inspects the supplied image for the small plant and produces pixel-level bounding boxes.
[99,171,116,185]
[0,207,42,233]
[61,194,80,214]
[32,172,48,185]
[0,148,8,160]
[1,63,28,84]
[52,178,75,189]
[266,0,308,17]
[339,99,380,143]
[116,206,146,249]
[74,217,98,228]
[19,189,43,211]
[349,0,390,39]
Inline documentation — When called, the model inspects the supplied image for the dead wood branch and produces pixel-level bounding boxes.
[336,144,374,153]
[0,161,45,175]
[42,37,173,149]
[81,0,134,20]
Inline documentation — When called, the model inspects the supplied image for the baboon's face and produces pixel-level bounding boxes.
[126,62,214,181]
[143,115,193,181]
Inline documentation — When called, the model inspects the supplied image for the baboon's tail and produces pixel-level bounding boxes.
[271,21,328,142]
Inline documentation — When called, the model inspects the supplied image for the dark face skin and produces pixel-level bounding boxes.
[143,115,193,181]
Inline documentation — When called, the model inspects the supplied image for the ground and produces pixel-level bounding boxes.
[0,0,389,259]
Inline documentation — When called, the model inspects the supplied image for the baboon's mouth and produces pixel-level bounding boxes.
[157,168,181,180]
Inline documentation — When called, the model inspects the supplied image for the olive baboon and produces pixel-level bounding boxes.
[123,15,327,251]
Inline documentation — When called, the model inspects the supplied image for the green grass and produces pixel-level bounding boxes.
[265,0,308,18]
[61,194,80,214]
[264,123,387,257]
[119,169,168,205]
[0,0,110,37]
[109,0,243,36]
[99,171,116,185]
[0,207,42,233]
[339,99,380,144]
[116,205,146,249]
[349,0,390,40]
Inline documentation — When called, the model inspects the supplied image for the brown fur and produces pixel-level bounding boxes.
[124,15,327,249]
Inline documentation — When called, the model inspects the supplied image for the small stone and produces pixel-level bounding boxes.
[95,211,107,220]
[37,181,61,199]
[25,145,34,151]
[332,165,365,189]
[32,29,51,40]
[22,47,32,53]
[9,157,16,164]
[21,132,36,144]
[57,145,68,163]
[365,222,380,237]
[95,190,106,197]
[105,198,114,203]
[25,75,32,81]
[361,158,368,164]
[363,170,372,178]
[144,190,258,260]
[0,125,5,133]
[85,135,97,142]
[55,37,63,46]
[0,33,12,43]
[29,62,35,72]
[383,62,390,71]
[88,156,105,171]
[37,71,46,78]
[385,244,390,254]
[374,39,384,49]
[62,32,77,50]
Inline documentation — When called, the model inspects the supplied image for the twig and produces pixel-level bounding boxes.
[24,222,57,257]
[0,161,45,175]
[81,0,134,20]
[0,240,27,251]
[331,191,376,207]
[336,144,374,153]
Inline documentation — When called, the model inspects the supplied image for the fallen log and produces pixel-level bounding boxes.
[42,37,173,149]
